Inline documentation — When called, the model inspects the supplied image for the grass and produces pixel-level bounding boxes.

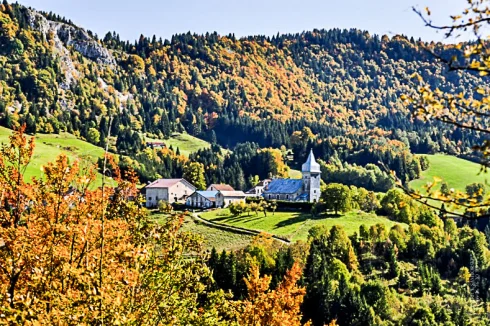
[409,154,488,193]
[201,208,404,242]
[288,169,302,179]
[146,132,211,157]
[0,126,115,187]
[151,212,253,251]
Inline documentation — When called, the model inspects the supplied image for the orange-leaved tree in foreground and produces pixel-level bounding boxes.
[0,126,230,325]
[235,260,310,326]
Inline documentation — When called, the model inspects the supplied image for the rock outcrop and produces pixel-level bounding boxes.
[26,9,115,77]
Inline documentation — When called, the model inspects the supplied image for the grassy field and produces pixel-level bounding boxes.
[146,132,211,157]
[409,154,488,193]
[0,126,115,187]
[201,209,404,242]
[288,169,302,179]
[151,212,253,251]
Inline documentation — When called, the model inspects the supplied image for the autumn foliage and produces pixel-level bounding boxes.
[235,261,309,326]
[0,126,308,325]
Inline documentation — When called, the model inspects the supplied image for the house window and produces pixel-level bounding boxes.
[156,196,159,201]
[148,197,152,201]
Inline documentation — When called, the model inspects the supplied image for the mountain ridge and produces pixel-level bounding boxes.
[0,1,485,185]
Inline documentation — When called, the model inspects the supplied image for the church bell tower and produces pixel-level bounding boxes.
[301,150,321,202]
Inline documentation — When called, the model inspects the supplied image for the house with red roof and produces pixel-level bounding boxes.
[207,184,235,192]
[145,178,196,208]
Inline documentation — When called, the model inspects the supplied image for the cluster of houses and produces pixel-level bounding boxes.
[144,150,322,209]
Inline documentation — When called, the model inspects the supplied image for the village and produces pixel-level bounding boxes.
[144,150,322,210]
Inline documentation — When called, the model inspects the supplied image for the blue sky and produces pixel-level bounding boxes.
[18,0,468,42]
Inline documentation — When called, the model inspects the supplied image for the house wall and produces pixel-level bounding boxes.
[222,196,246,207]
[168,182,194,203]
[186,193,214,208]
[146,188,169,208]
[215,193,224,207]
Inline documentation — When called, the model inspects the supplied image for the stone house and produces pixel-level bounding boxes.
[145,178,196,208]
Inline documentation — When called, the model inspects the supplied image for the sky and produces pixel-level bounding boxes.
[17,0,470,43]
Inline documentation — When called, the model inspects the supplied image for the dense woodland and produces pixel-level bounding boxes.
[0,1,485,186]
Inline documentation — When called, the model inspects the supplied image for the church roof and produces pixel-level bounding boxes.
[302,150,321,173]
[264,179,303,194]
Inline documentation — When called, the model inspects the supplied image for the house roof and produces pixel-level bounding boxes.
[208,184,235,191]
[195,191,220,202]
[220,191,247,198]
[302,150,321,173]
[246,179,272,193]
[146,178,196,190]
[264,179,303,194]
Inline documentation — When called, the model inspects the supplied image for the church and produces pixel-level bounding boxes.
[263,150,321,203]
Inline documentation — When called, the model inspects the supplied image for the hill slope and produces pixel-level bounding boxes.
[0,1,485,155]
[410,155,488,193]
[0,126,114,186]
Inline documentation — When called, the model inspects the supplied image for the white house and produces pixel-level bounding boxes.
[145,178,196,208]
[186,191,222,208]
[207,184,235,192]
[220,191,247,207]
[246,179,271,197]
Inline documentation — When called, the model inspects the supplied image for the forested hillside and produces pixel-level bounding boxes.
[0,1,485,186]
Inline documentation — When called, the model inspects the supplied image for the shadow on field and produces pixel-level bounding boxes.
[211,214,263,223]
[274,213,308,229]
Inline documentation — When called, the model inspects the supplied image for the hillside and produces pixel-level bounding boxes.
[410,154,488,193]
[0,126,115,186]
[145,132,211,157]
[0,1,485,158]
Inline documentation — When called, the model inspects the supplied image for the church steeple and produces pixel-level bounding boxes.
[301,150,321,203]
[301,150,321,173]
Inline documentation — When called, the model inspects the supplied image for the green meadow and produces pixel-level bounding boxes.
[409,154,488,193]
[0,126,115,187]
[201,208,404,242]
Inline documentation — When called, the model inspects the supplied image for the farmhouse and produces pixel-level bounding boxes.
[207,184,235,192]
[263,150,321,203]
[186,191,222,208]
[220,191,247,207]
[145,178,196,207]
[186,189,247,208]
[246,179,271,197]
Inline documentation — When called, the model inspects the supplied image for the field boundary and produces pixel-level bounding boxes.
[192,213,291,244]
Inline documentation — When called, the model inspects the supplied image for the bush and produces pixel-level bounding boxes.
[158,200,173,213]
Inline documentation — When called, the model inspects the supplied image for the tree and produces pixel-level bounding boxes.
[183,161,206,190]
[322,183,351,215]
[466,183,486,202]
[235,261,309,326]
[87,127,100,145]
